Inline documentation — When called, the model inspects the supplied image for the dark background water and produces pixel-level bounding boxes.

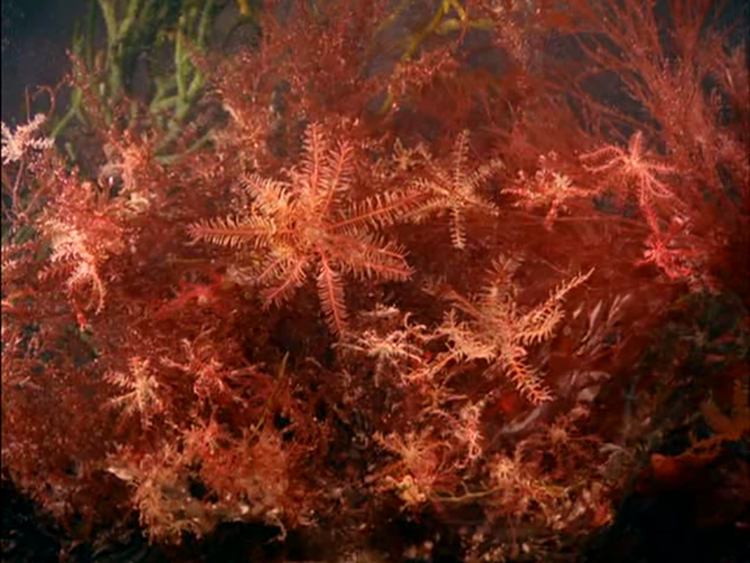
[1,0,91,125]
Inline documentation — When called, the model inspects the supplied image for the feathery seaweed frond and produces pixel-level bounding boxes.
[189,122,418,336]
[502,152,591,230]
[187,215,277,249]
[431,259,593,404]
[106,356,165,428]
[580,131,679,234]
[1,114,54,165]
[409,130,503,249]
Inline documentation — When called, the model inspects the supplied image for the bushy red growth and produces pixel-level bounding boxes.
[2,0,747,556]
